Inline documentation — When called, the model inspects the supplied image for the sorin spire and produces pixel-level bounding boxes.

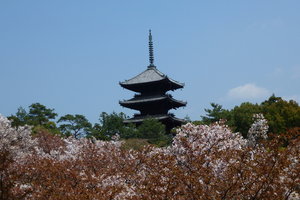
[148,29,155,67]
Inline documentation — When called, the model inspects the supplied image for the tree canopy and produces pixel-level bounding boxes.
[57,114,92,138]
[8,103,58,133]
[201,95,300,137]
[7,94,300,144]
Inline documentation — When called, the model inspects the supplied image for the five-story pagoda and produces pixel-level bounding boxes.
[119,30,186,132]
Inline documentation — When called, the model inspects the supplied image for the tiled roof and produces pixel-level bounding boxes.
[124,114,186,124]
[120,94,187,105]
[120,66,184,87]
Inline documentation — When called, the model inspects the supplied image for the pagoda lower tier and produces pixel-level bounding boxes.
[119,94,186,115]
[123,113,185,133]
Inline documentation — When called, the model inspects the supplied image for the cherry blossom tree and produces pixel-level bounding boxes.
[1,114,299,200]
[247,113,269,146]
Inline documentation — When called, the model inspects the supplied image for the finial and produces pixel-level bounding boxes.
[148,29,155,67]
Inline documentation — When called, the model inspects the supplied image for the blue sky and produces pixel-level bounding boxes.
[1,1,300,123]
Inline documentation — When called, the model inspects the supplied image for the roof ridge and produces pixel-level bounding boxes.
[120,67,165,85]
[153,67,185,86]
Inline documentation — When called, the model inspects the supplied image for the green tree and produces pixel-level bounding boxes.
[230,102,261,137]
[8,107,28,127]
[99,112,126,137]
[8,103,58,132]
[86,123,109,140]
[261,95,300,134]
[199,95,300,138]
[90,112,137,139]
[137,118,171,146]
[57,114,92,138]
[201,103,230,124]
[27,103,57,127]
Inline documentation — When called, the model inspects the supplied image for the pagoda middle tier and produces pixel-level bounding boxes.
[119,94,186,115]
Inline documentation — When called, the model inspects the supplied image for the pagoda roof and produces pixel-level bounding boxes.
[124,114,186,124]
[119,94,186,107]
[120,66,184,89]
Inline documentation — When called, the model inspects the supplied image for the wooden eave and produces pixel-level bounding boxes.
[119,95,186,107]
[119,67,184,92]
[123,114,186,124]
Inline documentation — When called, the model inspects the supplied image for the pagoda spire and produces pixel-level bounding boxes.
[148,29,155,67]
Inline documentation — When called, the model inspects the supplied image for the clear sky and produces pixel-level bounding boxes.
[1,1,300,123]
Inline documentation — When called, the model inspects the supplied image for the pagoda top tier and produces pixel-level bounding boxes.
[119,66,184,93]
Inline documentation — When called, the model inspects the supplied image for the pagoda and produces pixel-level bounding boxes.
[119,30,186,132]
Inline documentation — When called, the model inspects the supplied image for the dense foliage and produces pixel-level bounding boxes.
[8,95,300,145]
[8,105,169,146]
[1,114,299,200]
[201,95,300,137]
